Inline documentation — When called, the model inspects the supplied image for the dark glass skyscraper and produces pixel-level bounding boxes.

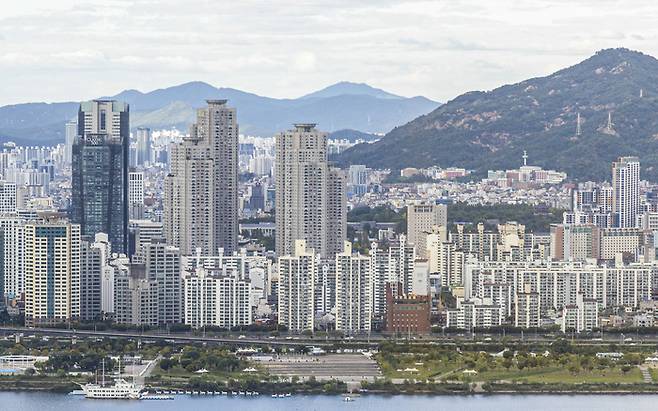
[71,100,129,253]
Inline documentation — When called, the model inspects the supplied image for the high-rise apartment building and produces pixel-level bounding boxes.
[275,124,346,258]
[550,224,600,261]
[407,203,448,258]
[0,215,24,297]
[132,239,182,325]
[128,171,145,220]
[277,240,316,332]
[327,168,348,258]
[164,100,238,256]
[0,181,16,214]
[71,100,129,253]
[515,284,540,328]
[183,267,253,329]
[64,120,77,166]
[80,233,110,322]
[335,242,372,333]
[370,236,416,317]
[111,262,159,326]
[347,165,368,197]
[135,127,151,166]
[24,220,80,326]
[426,228,465,287]
[612,156,640,228]
[128,220,164,258]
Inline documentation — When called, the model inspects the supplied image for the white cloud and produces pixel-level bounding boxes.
[0,0,658,105]
[292,51,318,72]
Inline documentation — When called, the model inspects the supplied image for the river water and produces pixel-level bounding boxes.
[2,392,655,410]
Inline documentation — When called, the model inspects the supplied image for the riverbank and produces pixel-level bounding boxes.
[4,375,658,396]
[6,392,658,411]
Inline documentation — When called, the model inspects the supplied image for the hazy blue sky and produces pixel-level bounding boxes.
[1,0,656,105]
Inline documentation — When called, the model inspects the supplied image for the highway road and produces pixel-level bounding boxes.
[2,326,658,347]
[0,326,351,347]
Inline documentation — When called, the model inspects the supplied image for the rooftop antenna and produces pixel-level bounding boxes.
[576,112,582,136]
[522,150,528,166]
[607,112,613,132]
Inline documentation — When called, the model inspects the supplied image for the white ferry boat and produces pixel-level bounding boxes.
[81,378,143,399]
[79,359,144,400]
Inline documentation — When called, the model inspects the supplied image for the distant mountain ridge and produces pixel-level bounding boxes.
[328,129,381,142]
[0,81,438,145]
[300,82,403,100]
[337,48,658,181]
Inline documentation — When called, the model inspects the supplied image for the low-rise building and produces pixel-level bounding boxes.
[384,283,431,334]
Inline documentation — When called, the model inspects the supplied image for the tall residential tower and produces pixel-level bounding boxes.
[164,100,239,255]
[612,156,640,228]
[275,124,346,258]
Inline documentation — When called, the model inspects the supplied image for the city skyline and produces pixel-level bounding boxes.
[9,0,658,403]
[3,1,658,106]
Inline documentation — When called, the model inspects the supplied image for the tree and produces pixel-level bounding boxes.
[502,358,513,370]
[159,358,175,371]
[579,357,593,371]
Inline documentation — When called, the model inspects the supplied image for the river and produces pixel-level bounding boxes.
[2,392,657,410]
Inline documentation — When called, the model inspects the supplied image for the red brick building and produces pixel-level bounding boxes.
[384,283,431,334]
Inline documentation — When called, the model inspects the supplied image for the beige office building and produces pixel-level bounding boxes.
[407,203,447,258]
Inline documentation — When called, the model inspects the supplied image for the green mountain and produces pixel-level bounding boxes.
[337,48,658,181]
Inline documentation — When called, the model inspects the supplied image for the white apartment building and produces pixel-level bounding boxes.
[446,298,503,331]
[132,239,182,325]
[370,236,416,316]
[515,285,541,328]
[128,171,145,220]
[181,249,272,292]
[612,156,640,228]
[335,242,372,333]
[277,240,316,332]
[0,215,25,297]
[561,292,599,332]
[24,221,81,326]
[427,229,465,287]
[0,181,16,214]
[80,233,110,321]
[110,259,161,326]
[466,260,653,322]
[183,267,253,329]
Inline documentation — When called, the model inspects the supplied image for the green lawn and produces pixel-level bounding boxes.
[466,366,643,384]
[376,349,647,386]
[376,355,460,380]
